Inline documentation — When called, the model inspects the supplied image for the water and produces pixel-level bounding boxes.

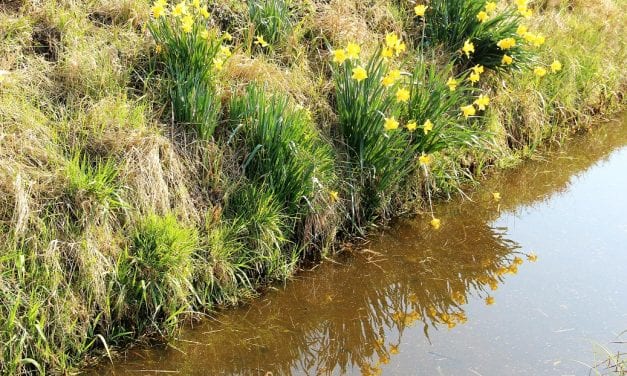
[97,116,627,375]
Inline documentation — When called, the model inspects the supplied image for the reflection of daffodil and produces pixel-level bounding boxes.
[513,256,524,265]
[492,192,501,201]
[485,296,495,305]
[430,217,441,229]
[527,253,538,262]
[389,345,399,354]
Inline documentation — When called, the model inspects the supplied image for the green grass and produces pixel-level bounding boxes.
[0,0,625,373]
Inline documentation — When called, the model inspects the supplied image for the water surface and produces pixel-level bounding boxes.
[99,116,627,375]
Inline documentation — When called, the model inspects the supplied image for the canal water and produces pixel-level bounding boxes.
[97,116,627,375]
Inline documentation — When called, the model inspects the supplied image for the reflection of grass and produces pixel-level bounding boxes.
[590,333,626,376]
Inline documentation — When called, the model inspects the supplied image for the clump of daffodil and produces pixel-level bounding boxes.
[352,66,368,82]
[383,116,399,131]
[461,104,476,118]
[414,4,427,17]
[474,94,490,111]
[462,39,475,57]
[254,35,269,48]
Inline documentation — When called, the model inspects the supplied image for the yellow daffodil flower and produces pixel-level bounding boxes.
[534,66,547,77]
[254,35,269,47]
[462,39,475,57]
[346,42,361,59]
[429,217,441,229]
[219,45,231,57]
[192,0,200,8]
[518,6,532,18]
[181,15,194,33]
[394,41,406,56]
[497,37,516,50]
[485,1,497,13]
[352,66,368,81]
[381,47,394,59]
[423,119,433,134]
[389,69,401,81]
[477,11,489,22]
[222,32,233,41]
[200,6,210,18]
[332,49,347,64]
[516,24,528,37]
[420,154,432,166]
[502,54,513,65]
[474,94,490,110]
[151,3,165,18]
[385,33,399,48]
[406,121,417,132]
[461,104,476,118]
[414,4,427,17]
[155,44,163,53]
[396,88,410,102]
[381,75,395,87]
[469,71,481,83]
[550,59,562,73]
[329,190,339,203]
[472,64,485,74]
[447,77,458,91]
[383,116,399,131]
[213,58,223,71]
[172,1,187,16]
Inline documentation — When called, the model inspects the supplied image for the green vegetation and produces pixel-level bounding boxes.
[0,0,625,373]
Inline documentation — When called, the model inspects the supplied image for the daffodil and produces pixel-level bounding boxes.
[502,54,513,65]
[396,88,410,103]
[346,42,361,59]
[534,66,547,77]
[419,154,432,166]
[388,69,401,81]
[222,32,233,41]
[429,217,441,229]
[394,41,406,56]
[414,4,427,17]
[516,0,527,7]
[474,94,490,110]
[461,104,476,118]
[516,24,528,37]
[406,121,417,132]
[155,44,163,54]
[385,33,399,48]
[200,30,209,39]
[200,6,210,18]
[352,66,368,81]
[485,296,495,305]
[497,37,516,50]
[172,1,187,17]
[381,75,395,87]
[485,1,497,13]
[422,119,433,134]
[472,64,484,74]
[518,6,532,18]
[492,191,501,201]
[477,11,489,22]
[181,15,194,33]
[469,71,481,83]
[381,47,394,59]
[531,34,545,47]
[192,0,200,8]
[213,58,224,71]
[219,45,231,57]
[329,190,339,203]
[332,49,347,64]
[446,77,458,91]
[254,35,269,47]
[462,39,475,57]
[550,59,562,73]
[384,116,399,131]
[151,3,166,18]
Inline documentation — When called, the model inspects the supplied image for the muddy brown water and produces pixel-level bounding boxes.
[95,115,627,376]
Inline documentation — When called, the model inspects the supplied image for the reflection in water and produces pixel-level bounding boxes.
[97,115,627,375]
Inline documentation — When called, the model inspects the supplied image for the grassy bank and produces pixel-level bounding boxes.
[0,0,625,373]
